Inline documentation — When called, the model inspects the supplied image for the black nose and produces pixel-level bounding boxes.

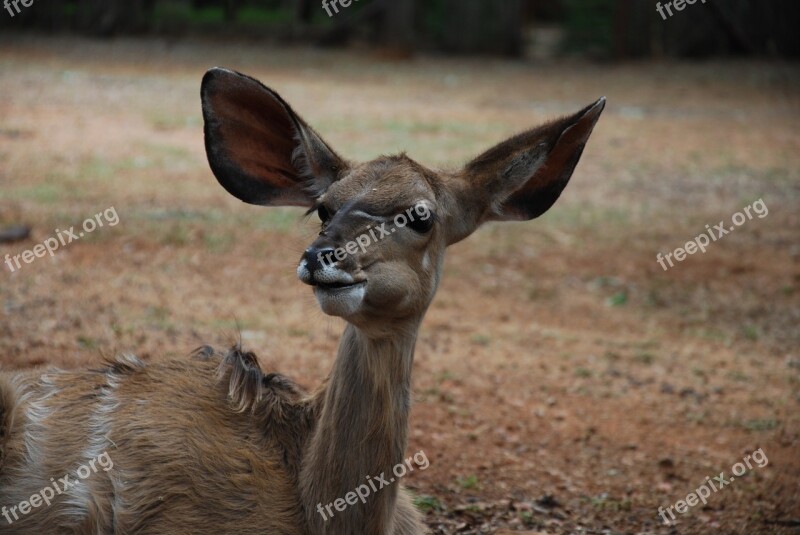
[304,246,336,272]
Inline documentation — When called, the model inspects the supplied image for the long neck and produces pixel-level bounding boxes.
[301,322,418,535]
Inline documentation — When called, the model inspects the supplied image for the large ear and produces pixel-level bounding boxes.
[447,97,605,243]
[201,68,347,207]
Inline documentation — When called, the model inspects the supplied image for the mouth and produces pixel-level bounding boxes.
[296,258,367,316]
[313,280,367,293]
[312,280,367,317]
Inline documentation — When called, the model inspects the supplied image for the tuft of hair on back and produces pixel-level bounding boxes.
[214,343,266,413]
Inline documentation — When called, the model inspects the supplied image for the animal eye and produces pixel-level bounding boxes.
[407,215,434,234]
[317,206,331,223]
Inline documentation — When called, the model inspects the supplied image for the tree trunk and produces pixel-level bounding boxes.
[381,0,416,48]
[77,0,148,36]
[223,0,239,23]
[440,0,523,56]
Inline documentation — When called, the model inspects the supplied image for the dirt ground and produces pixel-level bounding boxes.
[1,36,798,534]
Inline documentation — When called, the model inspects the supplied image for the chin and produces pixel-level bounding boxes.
[314,283,367,317]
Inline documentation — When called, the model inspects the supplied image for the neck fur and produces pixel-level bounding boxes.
[301,322,418,534]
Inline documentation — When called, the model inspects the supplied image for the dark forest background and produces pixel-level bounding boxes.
[2,0,798,59]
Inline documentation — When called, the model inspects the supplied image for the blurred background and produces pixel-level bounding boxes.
[1,0,799,59]
[1,1,799,534]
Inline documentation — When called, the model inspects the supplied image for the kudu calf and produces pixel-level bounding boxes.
[0,68,604,534]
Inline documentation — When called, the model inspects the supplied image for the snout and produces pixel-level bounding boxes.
[298,246,335,280]
[297,246,365,290]
[297,246,367,317]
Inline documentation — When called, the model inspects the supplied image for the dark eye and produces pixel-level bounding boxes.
[407,215,434,234]
[317,205,331,223]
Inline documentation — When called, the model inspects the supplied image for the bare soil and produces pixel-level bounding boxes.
[1,36,799,534]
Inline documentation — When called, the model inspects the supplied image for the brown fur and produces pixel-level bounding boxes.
[0,350,309,534]
[0,69,604,534]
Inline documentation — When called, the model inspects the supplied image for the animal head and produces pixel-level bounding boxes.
[201,68,604,329]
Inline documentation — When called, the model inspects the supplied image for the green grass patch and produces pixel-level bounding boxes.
[8,182,65,204]
[742,419,778,431]
[413,495,443,513]
[456,475,479,490]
